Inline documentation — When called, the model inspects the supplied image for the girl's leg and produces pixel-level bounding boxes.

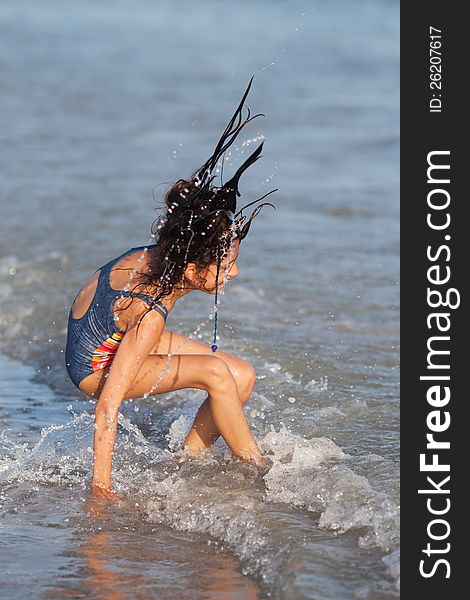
[123,353,263,463]
[80,331,261,458]
[180,375,256,453]
[148,330,257,452]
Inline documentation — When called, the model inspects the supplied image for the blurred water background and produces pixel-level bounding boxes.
[0,0,399,598]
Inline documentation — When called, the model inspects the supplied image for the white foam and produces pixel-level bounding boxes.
[166,414,191,451]
[261,425,399,553]
[383,548,400,590]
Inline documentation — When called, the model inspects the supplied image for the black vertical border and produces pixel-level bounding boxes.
[401,2,465,596]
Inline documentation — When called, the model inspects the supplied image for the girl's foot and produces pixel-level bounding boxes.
[238,449,273,471]
[251,454,273,470]
[91,482,125,502]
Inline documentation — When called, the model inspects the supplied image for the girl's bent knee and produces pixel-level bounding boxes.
[204,357,234,391]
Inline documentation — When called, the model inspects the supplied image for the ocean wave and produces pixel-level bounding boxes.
[0,412,399,592]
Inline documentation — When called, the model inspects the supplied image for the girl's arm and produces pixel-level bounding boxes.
[92,307,165,493]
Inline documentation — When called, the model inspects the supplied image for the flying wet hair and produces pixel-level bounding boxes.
[117,75,277,348]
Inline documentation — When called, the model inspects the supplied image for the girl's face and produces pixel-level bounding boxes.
[186,239,240,295]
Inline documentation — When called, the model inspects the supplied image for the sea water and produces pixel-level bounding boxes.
[0,1,399,598]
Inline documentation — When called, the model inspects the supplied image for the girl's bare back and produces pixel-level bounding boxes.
[71,248,156,324]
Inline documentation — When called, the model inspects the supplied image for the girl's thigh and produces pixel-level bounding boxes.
[124,353,226,399]
[151,329,250,380]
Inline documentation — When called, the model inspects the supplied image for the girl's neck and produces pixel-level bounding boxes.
[160,277,197,309]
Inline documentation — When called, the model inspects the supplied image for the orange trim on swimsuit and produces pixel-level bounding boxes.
[91,330,124,372]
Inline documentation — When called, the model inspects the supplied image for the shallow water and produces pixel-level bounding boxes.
[0,0,399,598]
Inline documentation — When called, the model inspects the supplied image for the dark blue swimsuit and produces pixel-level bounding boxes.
[65,245,168,389]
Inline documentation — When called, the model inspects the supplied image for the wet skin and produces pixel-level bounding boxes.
[70,239,267,495]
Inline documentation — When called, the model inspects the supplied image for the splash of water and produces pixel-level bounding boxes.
[0,411,399,590]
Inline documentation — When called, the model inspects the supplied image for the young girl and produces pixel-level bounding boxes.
[64,77,276,499]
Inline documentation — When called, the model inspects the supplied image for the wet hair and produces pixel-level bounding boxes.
[117,76,277,328]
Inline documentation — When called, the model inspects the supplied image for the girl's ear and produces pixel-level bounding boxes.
[183,262,199,280]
